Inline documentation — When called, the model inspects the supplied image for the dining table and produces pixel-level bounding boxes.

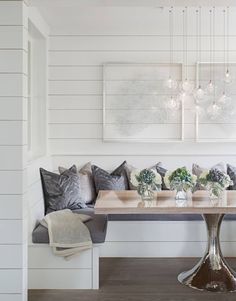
[94,190,236,293]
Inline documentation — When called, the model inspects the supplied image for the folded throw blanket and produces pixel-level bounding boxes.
[40,209,92,259]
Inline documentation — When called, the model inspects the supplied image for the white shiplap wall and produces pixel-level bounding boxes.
[0,1,28,301]
[48,6,236,170]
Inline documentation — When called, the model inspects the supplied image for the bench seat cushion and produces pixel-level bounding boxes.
[32,208,108,244]
[108,214,236,221]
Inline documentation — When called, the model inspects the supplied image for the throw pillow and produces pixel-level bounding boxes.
[227,164,236,190]
[59,162,96,204]
[40,166,87,213]
[92,161,129,193]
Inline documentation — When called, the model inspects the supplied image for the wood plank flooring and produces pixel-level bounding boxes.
[28,258,236,301]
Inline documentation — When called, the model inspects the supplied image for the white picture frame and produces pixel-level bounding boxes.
[103,62,184,143]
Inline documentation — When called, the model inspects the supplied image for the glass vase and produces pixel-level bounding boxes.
[207,183,224,200]
[138,185,154,201]
[175,187,188,206]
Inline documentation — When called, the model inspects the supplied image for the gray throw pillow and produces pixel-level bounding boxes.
[125,162,168,190]
[192,162,226,190]
[40,166,87,213]
[92,161,129,193]
[154,163,169,190]
[227,164,236,190]
[59,162,96,204]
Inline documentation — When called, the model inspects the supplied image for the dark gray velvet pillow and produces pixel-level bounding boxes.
[155,164,169,190]
[40,165,87,213]
[227,164,236,190]
[92,161,129,193]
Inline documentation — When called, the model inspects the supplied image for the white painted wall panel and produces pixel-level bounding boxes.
[28,269,92,289]
[0,245,23,269]
[0,1,27,26]
[0,26,27,50]
[0,74,27,97]
[0,270,23,294]
[0,195,23,220]
[0,220,23,244]
[0,121,27,145]
[0,50,27,73]
[0,98,27,121]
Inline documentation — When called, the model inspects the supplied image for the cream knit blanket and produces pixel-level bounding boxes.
[40,209,92,259]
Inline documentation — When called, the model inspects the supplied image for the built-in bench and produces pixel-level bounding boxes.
[28,158,236,290]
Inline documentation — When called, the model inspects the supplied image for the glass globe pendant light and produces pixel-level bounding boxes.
[165,8,178,90]
[180,8,193,95]
[165,95,180,110]
[224,7,232,84]
[194,9,205,102]
[218,92,231,107]
[207,101,221,120]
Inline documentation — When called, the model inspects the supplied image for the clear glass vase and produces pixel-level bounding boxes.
[175,187,188,206]
[138,185,154,201]
[207,183,224,200]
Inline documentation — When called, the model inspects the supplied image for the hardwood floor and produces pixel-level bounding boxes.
[29,258,236,301]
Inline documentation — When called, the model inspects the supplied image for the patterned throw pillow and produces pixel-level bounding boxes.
[125,162,168,190]
[40,165,87,214]
[92,161,129,193]
[192,162,226,190]
[59,162,96,204]
[227,164,236,190]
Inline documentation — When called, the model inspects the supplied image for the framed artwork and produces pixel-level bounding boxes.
[196,62,236,142]
[103,63,184,143]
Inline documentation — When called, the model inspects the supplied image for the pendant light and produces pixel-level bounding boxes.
[165,7,179,111]
[181,7,193,94]
[194,7,205,101]
[206,9,215,95]
[218,8,231,107]
[166,7,177,90]
[224,6,232,84]
[207,7,221,120]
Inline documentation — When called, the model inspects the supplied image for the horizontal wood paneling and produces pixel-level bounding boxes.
[0,195,23,220]
[0,245,23,268]
[28,269,92,289]
[0,98,27,121]
[0,1,26,26]
[0,121,27,145]
[0,220,23,244]
[0,74,27,97]
[49,50,236,66]
[0,295,22,301]
[49,66,102,80]
[0,50,27,73]
[0,270,23,294]
[0,146,26,170]
[50,36,236,51]
[49,95,102,109]
[100,241,236,257]
[0,170,26,194]
[0,26,27,50]
[28,245,92,269]
[51,155,234,171]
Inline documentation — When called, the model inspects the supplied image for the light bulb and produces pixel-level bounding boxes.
[195,104,205,117]
[181,79,193,93]
[165,77,178,90]
[224,69,232,84]
[206,80,215,94]
[165,96,180,110]
[217,92,231,107]
[194,85,205,101]
[207,102,221,120]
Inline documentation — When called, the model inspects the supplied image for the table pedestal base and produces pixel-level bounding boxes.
[178,214,236,292]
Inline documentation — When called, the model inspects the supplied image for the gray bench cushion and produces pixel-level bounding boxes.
[108,214,236,221]
[32,208,108,244]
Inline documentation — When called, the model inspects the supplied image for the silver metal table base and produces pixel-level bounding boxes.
[178,214,236,292]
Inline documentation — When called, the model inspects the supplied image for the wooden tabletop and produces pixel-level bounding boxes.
[94,190,236,214]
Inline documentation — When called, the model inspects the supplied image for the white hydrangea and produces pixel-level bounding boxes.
[199,170,209,179]
[153,171,162,185]
[191,174,198,184]
[130,169,141,187]
[164,170,172,189]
